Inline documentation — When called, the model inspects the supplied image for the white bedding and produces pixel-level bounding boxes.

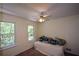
[34,41,64,56]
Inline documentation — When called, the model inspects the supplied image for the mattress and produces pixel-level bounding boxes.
[34,41,64,56]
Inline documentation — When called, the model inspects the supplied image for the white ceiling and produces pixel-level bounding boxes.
[0,3,79,21]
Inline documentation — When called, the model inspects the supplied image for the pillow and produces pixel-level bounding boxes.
[48,37,54,43]
[39,36,48,41]
[55,37,66,46]
[48,38,59,45]
[50,40,58,45]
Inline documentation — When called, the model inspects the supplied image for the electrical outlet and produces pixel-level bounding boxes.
[66,48,71,51]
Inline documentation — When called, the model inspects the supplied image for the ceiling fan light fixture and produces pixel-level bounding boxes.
[38,12,48,22]
[39,18,45,22]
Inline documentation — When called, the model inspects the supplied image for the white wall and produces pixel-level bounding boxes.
[0,13,37,56]
[0,12,79,55]
[37,15,79,55]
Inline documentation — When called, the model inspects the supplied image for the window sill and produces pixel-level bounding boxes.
[0,45,16,51]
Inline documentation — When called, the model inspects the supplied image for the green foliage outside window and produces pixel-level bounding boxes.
[0,22,15,48]
[28,25,34,40]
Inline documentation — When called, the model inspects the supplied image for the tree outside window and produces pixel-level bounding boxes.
[28,25,34,41]
[0,22,15,49]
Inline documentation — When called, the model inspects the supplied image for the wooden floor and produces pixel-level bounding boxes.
[17,48,78,56]
[17,48,46,56]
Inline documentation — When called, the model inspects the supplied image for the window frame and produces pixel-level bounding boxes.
[27,25,34,41]
[0,21,16,50]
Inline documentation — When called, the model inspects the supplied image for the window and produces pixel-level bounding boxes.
[0,22,15,49]
[28,25,34,40]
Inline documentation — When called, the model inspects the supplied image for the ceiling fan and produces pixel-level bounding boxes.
[38,12,49,22]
